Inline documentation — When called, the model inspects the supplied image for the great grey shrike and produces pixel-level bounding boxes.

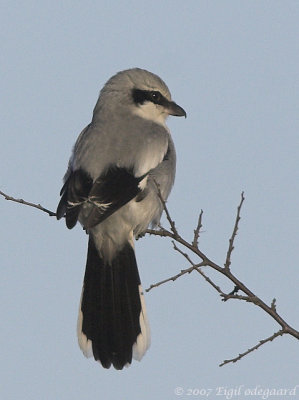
[57,68,186,369]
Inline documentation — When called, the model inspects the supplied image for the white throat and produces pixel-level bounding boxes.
[133,102,168,127]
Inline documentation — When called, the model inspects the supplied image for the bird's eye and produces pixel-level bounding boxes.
[150,91,162,103]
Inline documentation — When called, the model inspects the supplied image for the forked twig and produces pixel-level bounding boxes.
[1,188,298,367]
[145,192,299,365]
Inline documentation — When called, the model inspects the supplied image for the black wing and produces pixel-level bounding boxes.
[56,169,93,229]
[56,167,147,230]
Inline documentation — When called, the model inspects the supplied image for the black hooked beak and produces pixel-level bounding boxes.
[166,101,187,118]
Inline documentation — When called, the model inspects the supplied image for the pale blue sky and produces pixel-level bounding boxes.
[1,1,298,399]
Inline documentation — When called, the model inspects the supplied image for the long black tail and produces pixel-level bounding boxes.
[77,236,150,370]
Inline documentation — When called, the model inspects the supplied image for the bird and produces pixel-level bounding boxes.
[56,68,186,370]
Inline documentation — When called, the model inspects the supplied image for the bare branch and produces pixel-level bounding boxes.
[145,192,299,363]
[2,188,298,366]
[171,240,225,295]
[224,192,245,271]
[193,267,223,295]
[0,190,56,217]
[146,227,171,237]
[271,298,277,312]
[146,263,204,292]
[151,179,179,237]
[192,209,203,248]
[172,240,196,266]
[219,329,284,367]
[221,293,256,303]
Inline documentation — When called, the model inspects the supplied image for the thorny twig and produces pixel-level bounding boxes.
[1,189,298,367]
[145,192,299,366]
[219,329,285,367]
[192,209,203,248]
[224,192,244,271]
[0,190,56,217]
[152,179,179,237]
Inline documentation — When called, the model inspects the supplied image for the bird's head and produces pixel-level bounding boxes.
[93,68,186,126]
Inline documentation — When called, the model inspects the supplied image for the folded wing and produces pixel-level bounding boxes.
[56,166,147,229]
